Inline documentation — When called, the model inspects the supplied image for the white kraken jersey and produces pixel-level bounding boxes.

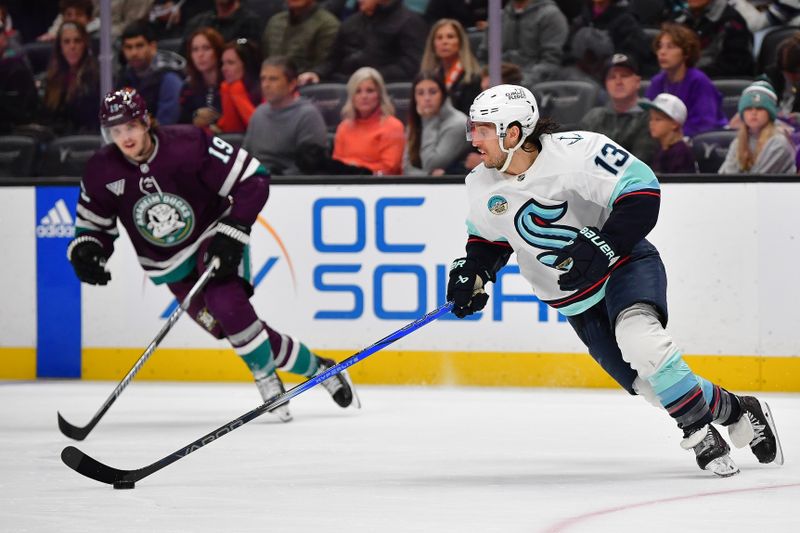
[464,131,659,316]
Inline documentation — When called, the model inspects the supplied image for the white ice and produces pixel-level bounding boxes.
[1,381,798,533]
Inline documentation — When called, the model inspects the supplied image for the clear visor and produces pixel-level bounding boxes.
[466,120,500,142]
[101,118,149,145]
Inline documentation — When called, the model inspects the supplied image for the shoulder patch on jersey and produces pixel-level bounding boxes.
[133,192,195,247]
[555,133,584,146]
[106,179,125,196]
[487,195,508,215]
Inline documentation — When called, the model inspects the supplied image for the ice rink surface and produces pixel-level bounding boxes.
[1,380,798,533]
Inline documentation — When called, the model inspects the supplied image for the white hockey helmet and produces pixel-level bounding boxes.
[467,84,539,172]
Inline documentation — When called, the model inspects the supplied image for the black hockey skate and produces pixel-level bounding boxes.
[255,373,292,422]
[316,357,360,409]
[681,424,739,477]
[728,396,784,465]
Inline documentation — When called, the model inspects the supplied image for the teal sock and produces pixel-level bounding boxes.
[283,342,320,377]
[238,339,276,380]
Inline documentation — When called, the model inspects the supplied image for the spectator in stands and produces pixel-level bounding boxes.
[479,62,524,91]
[244,56,328,175]
[148,0,214,40]
[673,0,754,78]
[765,32,800,117]
[112,0,155,40]
[568,0,657,77]
[646,23,727,137]
[477,0,568,87]
[0,17,36,134]
[331,67,405,174]
[578,54,657,163]
[261,0,339,74]
[729,0,800,33]
[640,93,698,173]
[179,27,224,128]
[419,18,482,115]
[424,0,488,29]
[119,20,185,125]
[213,38,261,133]
[297,0,428,85]
[183,0,262,45]
[38,0,98,42]
[719,80,796,174]
[403,71,470,175]
[39,21,99,135]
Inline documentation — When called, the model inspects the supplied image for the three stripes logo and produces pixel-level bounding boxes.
[37,199,75,238]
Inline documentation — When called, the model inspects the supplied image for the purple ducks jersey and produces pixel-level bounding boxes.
[75,125,269,284]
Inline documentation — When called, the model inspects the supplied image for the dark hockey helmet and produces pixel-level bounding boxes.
[99,88,149,128]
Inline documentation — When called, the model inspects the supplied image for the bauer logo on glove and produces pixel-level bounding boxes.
[552,226,618,291]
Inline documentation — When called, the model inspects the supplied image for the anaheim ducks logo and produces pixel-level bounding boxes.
[133,192,194,246]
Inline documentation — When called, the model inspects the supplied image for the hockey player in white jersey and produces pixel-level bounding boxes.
[447,84,784,476]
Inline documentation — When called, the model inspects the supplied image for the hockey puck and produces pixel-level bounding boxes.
[113,480,135,490]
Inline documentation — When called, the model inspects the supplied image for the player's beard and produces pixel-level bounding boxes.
[135,133,155,161]
[484,152,508,170]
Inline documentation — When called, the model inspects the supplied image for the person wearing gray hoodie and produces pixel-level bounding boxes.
[478,0,568,87]
[244,56,327,175]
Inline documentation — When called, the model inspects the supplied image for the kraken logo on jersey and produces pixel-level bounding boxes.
[133,192,195,246]
[513,198,578,267]
[487,195,508,215]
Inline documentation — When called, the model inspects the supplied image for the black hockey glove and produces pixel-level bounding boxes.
[205,218,250,279]
[552,226,618,292]
[447,257,491,318]
[68,237,111,285]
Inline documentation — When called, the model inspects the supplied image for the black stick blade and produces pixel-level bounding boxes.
[61,446,136,486]
[57,412,92,441]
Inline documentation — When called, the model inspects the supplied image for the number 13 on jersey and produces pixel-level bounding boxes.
[594,142,629,175]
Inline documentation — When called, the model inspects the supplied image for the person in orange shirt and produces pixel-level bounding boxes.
[332,67,405,175]
[213,38,261,134]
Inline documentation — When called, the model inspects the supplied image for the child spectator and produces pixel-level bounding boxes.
[419,18,482,115]
[39,21,100,135]
[179,27,224,128]
[640,93,698,174]
[646,23,727,137]
[719,81,796,174]
[403,71,470,175]
[213,38,261,133]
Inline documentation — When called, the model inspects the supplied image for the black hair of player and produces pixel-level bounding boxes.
[513,117,560,153]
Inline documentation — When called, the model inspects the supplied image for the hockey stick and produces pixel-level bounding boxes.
[57,257,221,441]
[61,301,453,488]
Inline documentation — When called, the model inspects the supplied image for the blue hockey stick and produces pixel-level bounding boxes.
[61,301,454,488]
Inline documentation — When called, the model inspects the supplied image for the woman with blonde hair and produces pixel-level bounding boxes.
[719,81,796,175]
[332,67,405,175]
[419,18,482,114]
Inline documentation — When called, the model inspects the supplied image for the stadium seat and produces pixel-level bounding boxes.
[0,135,37,178]
[757,25,800,73]
[218,132,245,148]
[691,129,737,173]
[157,38,184,56]
[39,135,103,177]
[466,29,483,55]
[299,83,348,132]
[712,79,753,120]
[23,41,53,75]
[532,80,600,125]
[386,81,412,125]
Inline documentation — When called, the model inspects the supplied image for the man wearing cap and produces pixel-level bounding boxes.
[719,80,796,174]
[640,93,698,174]
[578,53,657,165]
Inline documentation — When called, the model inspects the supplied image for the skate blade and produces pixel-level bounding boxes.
[706,455,740,477]
[340,369,362,409]
[761,401,784,466]
[269,406,293,423]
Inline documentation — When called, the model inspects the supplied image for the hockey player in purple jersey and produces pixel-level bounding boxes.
[447,84,784,476]
[67,88,357,422]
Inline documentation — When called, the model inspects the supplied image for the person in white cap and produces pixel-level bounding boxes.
[639,93,697,174]
[719,80,796,175]
[446,83,785,477]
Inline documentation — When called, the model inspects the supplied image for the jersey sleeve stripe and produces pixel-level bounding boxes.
[76,204,115,227]
[75,218,120,236]
[613,189,661,204]
[219,148,249,197]
[467,236,512,247]
[608,159,660,208]
[238,158,261,183]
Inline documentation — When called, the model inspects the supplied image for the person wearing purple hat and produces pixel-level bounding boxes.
[640,93,698,174]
